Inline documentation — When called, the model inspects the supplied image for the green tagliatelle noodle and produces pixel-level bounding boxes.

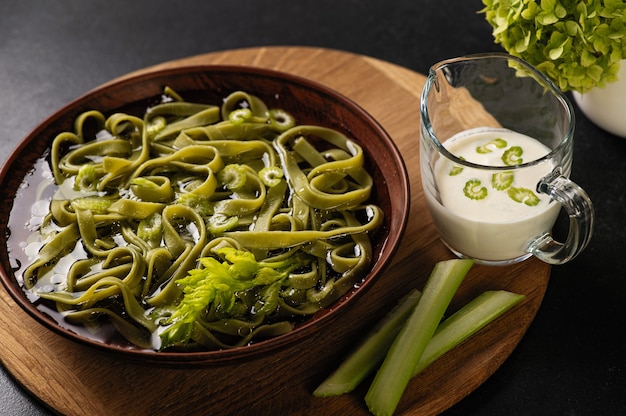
[19,88,383,351]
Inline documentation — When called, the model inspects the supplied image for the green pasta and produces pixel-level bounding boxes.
[18,88,382,351]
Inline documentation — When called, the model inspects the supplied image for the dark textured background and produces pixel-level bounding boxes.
[1,1,625,414]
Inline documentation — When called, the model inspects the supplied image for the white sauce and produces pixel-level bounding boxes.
[425,128,561,262]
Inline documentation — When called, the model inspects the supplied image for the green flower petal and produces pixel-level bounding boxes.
[480,0,626,92]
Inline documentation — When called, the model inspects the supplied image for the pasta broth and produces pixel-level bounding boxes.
[8,89,383,352]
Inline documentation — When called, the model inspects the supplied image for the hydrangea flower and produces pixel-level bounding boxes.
[481,0,626,92]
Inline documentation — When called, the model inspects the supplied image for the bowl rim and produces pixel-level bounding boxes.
[0,64,410,366]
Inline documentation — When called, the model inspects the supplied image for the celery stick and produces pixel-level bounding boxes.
[365,259,473,416]
[312,289,422,397]
[412,290,525,376]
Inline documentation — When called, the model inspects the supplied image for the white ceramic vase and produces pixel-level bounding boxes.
[572,60,626,138]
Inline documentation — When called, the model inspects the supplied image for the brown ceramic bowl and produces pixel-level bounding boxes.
[0,66,409,366]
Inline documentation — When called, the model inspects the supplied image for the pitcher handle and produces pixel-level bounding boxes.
[528,168,594,265]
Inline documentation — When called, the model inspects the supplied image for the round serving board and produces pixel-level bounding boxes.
[0,46,550,416]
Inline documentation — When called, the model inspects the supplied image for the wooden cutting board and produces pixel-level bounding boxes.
[0,46,550,416]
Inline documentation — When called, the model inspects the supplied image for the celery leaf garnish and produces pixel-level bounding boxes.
[159,247,306,349]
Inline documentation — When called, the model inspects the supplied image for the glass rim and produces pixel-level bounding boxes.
[420,52,575,170]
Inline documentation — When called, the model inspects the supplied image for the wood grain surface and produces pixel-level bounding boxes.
[0,46,550,416]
